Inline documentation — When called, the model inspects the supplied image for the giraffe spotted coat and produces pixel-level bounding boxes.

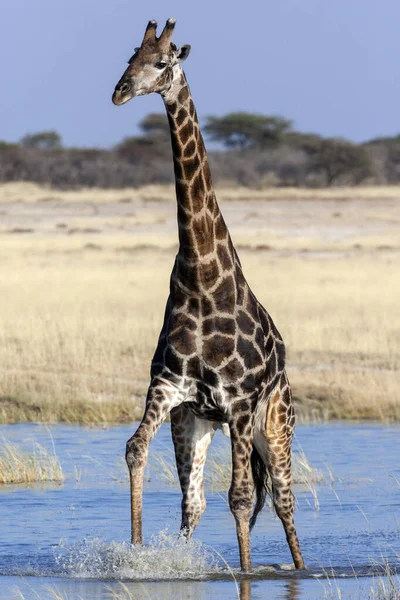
[112,17,304,572]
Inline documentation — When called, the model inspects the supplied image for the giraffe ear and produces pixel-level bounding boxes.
[175,44,191,63]
[127,48,140,64]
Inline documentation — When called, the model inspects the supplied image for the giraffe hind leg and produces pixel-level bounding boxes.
[171,405,216,537]
[253,380,305,569]
[228,400,256,572]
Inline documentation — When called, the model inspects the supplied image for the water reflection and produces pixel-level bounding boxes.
[282,580,301,600]
[240,578,301,600]
[240,579,251,600]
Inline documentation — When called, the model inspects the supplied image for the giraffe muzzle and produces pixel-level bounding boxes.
[112,82,133,105]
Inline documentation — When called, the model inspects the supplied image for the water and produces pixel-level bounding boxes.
[0,422,399,599]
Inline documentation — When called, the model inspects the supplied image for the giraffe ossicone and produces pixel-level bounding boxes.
[112,17,305,572]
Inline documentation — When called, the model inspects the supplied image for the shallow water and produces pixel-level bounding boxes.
[0,422,399,599]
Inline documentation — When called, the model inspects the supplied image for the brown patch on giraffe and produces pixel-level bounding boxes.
[180,121,194,145]
[214,214,227,240]
[172,423,184,436]
[172,286,188,310]
[187,297,200,319]
[265,335,274,355]
[213,275,235,313]
[193,215,214,256]
[237,336,262,369]
[177,202,191,226]
[276,340,286,371]
[202,316,236,337]
[171,314,197,332]
[183,155,199,179]
[178,86,189,103]
[237,310,255,335]
[176,108,187,127]
[202,334,235,367]
[177,260,199,291]
[219,358,244,379]
[236,414,251,436]
[255,327,265,350]
[171,133,183,158]
[191,172,206,212]
[178,228,197,261]
[212,196,220,216]
[184,139,196,158]
[199,258,219,289]
[225,384,239,396]
[259,309,270,333]
[265,351,277,378]
[236,279,245,306]
[233,398,252,412]
[203,168,213,190]
[216,244,233,271]
[173,155,184,180]
[189,99,195,116]
[241,369,264,391]
[265,390,281,437]
[202,366,219,387]
[280,386,292,407]
[175,178,189,195]
[187,355,200,378]
[246,296,259,322]
[201,297,213,317]
[151,341,165,365]
[164,347,184,374]
[278,410,287,426]
[169,327,196,355]
[166,113,176,134]
[198,143,206,161]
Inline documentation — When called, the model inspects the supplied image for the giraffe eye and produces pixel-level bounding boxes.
[155,61,168,70]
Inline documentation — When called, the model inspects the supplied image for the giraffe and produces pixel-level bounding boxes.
[112,17,304,572]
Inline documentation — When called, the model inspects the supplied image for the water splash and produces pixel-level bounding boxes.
[54,531,223,580]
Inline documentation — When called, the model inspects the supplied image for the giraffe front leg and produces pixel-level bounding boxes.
[171,405,216,537]
[228,404,255,573]
[126,378,184,545]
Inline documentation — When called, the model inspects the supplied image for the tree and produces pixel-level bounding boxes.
[0,140,19,149]
[115,135,170,162]
[284,131,324,154]
[309,138,373,186]
[116,113,171,163]
[20,131,62,149]
[204,112,292,149]
[139,113,170,139]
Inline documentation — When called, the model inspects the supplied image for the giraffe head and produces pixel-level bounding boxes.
[112,18,191,105]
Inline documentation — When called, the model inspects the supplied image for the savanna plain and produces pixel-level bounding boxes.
[0,182,399,600]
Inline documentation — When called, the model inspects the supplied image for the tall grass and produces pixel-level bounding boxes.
[0,435,64,484]
[321,560,400,599]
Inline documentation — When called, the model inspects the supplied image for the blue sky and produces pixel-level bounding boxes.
[2,0,400,148]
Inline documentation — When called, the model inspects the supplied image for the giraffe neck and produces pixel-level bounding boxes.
[162,68,233,274]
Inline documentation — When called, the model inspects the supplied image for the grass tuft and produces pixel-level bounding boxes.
[0,435,64,485]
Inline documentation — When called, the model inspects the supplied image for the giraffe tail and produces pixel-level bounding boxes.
[249,444,271,530]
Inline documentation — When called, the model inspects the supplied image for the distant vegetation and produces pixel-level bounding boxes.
[0,114,399,188]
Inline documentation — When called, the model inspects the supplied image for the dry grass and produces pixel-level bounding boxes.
[0,435,64,484]
[322,560,400,600]
[0,183,399,424]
